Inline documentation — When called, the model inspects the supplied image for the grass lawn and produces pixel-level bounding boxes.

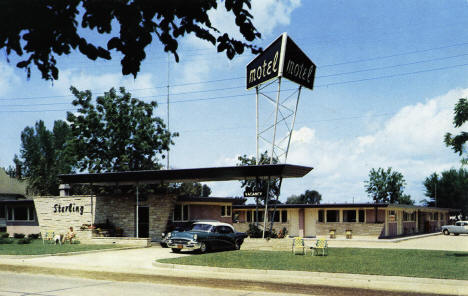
[158,248,468,280]
[0,239,119,255]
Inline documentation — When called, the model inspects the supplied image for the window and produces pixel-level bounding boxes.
[221,205,231,217]
[281,210,287,223]
[358,210,365,222]
[173,204,189,221]
[218,226,233,234]
[434,212,439,220]
[6,206,35,221]
[403,212,415,221]
[326,210,339,222]
[247,210,252,222]
[0,205,5,219]
[268,210,280,222]
[388,210,396,222]
[411,212,416,221]
[343,210,356,222]
[232,211,240,223]
[318,210,324,222]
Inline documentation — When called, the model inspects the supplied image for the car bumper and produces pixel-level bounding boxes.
[167,240,201,251]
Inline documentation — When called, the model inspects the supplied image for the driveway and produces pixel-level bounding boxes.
[0,245,185,273]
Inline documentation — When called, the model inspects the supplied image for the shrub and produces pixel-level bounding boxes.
[278,227,288,238]
[246,224,263,238]
[17,237,32,244]
[13,233,25,239]
[0,237,13,244]
[0,232,9,238]
[246,224,278,238]
[27,233,40,239]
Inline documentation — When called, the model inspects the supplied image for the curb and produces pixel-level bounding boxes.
[0,245,148,259]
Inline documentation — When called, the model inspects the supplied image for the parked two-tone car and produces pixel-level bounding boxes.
[166,221,247,253]
[441,221,468,236]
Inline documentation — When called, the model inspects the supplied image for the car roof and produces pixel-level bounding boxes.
[193,221,234,228]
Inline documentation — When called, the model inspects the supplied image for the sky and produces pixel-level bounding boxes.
[0,0,467,204]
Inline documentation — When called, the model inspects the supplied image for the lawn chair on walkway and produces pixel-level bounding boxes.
[291,237,306,255]
[310,238,328,256]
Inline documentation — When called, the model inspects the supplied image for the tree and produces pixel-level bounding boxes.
[15,120,75,195]
[0,1,261,81]
[237,151,280,204]
[237,151,280,231]
[423,168,468,215]
[67,86,177,173]
[175,183,211,197]
[286,190,322,204]
[364,167,414,204]
[445,98,468,165]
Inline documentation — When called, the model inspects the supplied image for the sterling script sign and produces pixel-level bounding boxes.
[246,33,316,90]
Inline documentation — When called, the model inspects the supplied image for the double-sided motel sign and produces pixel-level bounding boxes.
[246,33,316,90]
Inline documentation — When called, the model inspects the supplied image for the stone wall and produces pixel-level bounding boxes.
[316,222,385,238]
[33,195,94,242]
[95,194,176,241]
[34,194,177,243]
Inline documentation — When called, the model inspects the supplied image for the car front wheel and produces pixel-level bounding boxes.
[171,248,181,253]
[443,229,450,235]
[199,242,208,253]
[234,239,242,250]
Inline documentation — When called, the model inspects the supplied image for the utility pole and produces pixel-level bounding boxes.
[166,52,170,170]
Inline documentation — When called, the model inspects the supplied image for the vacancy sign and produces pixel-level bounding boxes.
[246,33,316,90]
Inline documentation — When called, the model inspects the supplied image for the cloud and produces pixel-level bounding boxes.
[0,62,20,96]
[209,87,465,203]
[284,87,466,203]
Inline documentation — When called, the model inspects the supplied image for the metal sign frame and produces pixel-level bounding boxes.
[248,33,315,238]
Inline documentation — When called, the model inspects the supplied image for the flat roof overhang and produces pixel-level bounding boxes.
[58,164,313,186]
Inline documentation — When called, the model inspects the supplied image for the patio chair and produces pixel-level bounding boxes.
[291,237,306,255]
[310,238,328,256]
[42,230,55,245]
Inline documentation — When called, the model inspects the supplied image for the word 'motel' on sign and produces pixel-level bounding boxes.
[246,33,316,90]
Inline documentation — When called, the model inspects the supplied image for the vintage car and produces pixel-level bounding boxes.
[441,221,468,236]
[160,221,195,248]
[166,221,247,253]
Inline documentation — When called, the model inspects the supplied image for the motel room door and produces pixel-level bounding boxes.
[137,206,149,238]
[304,208,317,237]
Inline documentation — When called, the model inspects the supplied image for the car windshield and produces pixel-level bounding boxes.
[191,223,213,232]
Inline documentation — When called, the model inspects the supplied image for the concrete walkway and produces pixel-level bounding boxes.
[1,243,467,296]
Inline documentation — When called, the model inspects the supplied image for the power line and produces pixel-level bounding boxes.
[317,52,468,78]
[319,41,468,68]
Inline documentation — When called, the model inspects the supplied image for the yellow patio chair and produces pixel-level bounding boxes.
[311,238,328,256]
[291,237,305,255]
[42,230,54,245]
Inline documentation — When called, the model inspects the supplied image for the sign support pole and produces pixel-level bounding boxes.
[262,176,271,239]
[270,77,282,163]
[256,86,259,165]
[136,184,139,238]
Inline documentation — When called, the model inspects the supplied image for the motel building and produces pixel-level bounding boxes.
[0,165,455,243]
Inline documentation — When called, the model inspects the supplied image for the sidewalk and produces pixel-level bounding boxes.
[1,246,467,296]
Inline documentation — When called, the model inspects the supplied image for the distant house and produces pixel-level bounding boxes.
[233,203,454,238]
[0,169,39,236]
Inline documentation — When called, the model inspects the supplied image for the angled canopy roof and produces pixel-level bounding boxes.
[58,164,313,186]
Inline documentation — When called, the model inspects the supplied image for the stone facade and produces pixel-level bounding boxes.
[33,195,94,242]
[34,193,177,243]
[315,222,385,237]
